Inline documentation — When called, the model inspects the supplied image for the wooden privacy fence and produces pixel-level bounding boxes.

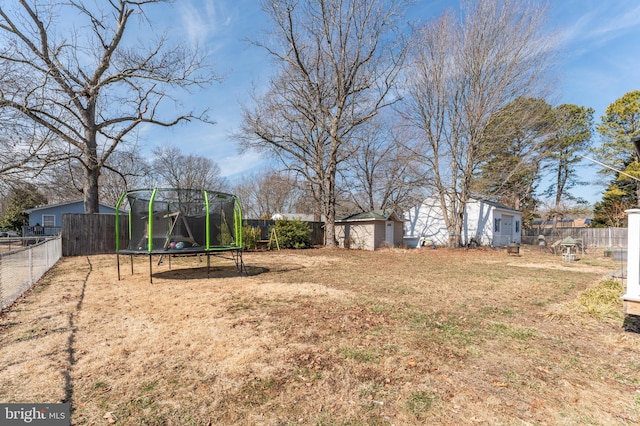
[62,213,129,257]
[523,227,628,248]
[243,219,325,247]
[61,214,325,256]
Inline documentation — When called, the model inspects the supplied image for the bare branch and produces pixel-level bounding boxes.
[241,0,408,246]
[0,0,219,212]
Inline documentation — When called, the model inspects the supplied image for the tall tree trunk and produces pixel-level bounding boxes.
[454,199,465,248]
[84,163,100,213]
[324,160,337,248]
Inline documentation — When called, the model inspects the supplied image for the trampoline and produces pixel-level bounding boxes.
[115,188,244,283]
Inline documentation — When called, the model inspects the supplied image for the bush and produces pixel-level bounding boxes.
[274,219,311,249]
[242,225,262,250]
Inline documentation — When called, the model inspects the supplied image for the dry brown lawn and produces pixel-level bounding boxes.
[1,247,639,425]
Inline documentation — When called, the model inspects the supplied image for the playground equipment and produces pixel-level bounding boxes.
[115,188,244,282]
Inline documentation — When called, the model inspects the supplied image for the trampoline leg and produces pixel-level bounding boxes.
[117,253,121,280]
[232,249,244,274]
[130,255,133,275]
[149,255,153,284]
[207,252,211,279]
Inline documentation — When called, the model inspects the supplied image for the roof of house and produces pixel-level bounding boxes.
[416,196,522,214]
[271,213,324,222]
[24,199,119,214]
[468,198,522,214]
[337,210,404,223]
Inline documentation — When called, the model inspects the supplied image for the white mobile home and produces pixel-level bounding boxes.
[404,198,522,247]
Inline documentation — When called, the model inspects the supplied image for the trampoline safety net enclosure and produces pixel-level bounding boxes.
[115,188,244,282]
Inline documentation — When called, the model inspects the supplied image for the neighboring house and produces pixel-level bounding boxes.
[23,200,121,236]
[335,210,404,250]
[271,213,326,222]
[404,198,522,247]
[531,217,592,228]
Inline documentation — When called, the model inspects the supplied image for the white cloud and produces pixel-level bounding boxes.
[218,150,270,178]
[558,2,640,48]
[175,0,234,47]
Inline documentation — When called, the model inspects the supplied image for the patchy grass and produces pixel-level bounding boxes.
[339,346,381,363]
[549,278,625,324]
[406,389,439,417]
[575,278,625,322]
[488,321,538,340]
[0,248,638,425]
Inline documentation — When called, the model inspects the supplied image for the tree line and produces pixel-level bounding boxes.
[0,1,638,245]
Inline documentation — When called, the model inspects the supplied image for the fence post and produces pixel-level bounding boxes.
[609,227,612,248]
[29,247,33,285]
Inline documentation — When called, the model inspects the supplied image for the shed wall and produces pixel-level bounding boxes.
[336,222,375,250]
[374,221,386,249]
[336,219,403,250]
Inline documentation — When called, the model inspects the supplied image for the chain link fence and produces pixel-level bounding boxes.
[0,237,62,312]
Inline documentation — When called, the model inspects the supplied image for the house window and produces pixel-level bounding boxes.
[42,215,55,228]
[515,220,520,233]
[494,218,501,233]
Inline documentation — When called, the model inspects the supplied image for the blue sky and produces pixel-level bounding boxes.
[143,0,640,206]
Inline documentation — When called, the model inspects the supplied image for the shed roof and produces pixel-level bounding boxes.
[336,210,404,223]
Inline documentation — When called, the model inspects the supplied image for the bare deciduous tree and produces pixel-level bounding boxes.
[0,112,54,191]
[238,0,407,246]
[99,148,153,206]
[233,169,302,219]
[33,146,151,206]
[0,1,218,213]
[401,0,556,246]
[151,146,228,192]
[342,113,424,214]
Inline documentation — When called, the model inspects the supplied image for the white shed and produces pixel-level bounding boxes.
[404,198,522,247]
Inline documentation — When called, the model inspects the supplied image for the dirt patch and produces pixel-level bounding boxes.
[1,248,639,425]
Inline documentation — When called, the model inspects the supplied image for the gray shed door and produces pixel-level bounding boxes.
[385,221,394,245]
[502,215,513,236]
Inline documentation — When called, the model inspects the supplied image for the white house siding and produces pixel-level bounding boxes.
[404,198,521,247]
[404,200,450,246]
[462,200,494,246]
